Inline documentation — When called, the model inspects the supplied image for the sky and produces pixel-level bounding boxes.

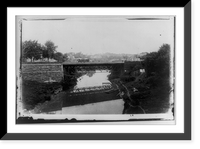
[22,16,174,55]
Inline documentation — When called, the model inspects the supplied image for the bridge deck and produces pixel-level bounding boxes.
[63,62,124,66]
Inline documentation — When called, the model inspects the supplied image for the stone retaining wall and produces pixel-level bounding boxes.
[21,63,63,83]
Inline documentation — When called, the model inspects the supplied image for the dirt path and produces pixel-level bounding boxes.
[113,80,146,114]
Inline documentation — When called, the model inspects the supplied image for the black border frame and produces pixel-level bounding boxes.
[2,1,191,140]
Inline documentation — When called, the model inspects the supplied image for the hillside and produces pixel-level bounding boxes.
[110,44,173,114]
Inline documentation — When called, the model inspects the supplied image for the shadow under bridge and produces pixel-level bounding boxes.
[62,62,124,76]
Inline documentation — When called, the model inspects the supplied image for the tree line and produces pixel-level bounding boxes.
[22,40,66,62]
[22,40,96,63]
[22,40,170,68]
[22,40,138,63]
[112,44,171,89]
[143,44,171,89]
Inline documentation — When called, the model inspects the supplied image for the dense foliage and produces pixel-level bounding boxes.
[22,40,59,62]
[144,44,171,89]
[22,40,42,62]
[113,44,172,114]
[144,44,170,78]
[22,79,62,110]
[53,52,64,62]
[44,40,58,61]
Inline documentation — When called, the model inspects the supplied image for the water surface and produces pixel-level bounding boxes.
[62,70,124,114]
[74,70,111,89]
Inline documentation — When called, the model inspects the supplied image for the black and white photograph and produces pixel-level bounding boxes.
[3,1,193,143]
[16,15,175,123]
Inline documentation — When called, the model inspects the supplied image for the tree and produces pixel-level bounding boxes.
[44,40,58,61]
[144,44,170,77]
[63,53,68,62]
[54,52,64,62]
[143,52,158,77]
[41,45,48,61]
[123,55,128,61]
[156,44,170,78]
[144,44,170,88]
[22,40,42,62]
[74,52,86,58]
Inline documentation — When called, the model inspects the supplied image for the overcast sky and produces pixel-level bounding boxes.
[22,16,174,55]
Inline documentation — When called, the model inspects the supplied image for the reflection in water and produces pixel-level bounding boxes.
[62,99,124,114]
[86,70,95,77]
[62,69,124,114]
[74,70,111,89]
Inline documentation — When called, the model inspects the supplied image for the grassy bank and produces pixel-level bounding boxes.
[109,74,171,114]
[109,44,172,114]
[121,76,171,114]
[22,79,62,110]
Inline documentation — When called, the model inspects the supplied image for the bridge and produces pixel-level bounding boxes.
[62,62,124,77]
[62,62,124,66]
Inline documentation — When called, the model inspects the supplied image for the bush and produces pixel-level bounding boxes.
[144,44,170,78]
[120,75,135,82]
[143,44,171,89]
[22,79,61,110]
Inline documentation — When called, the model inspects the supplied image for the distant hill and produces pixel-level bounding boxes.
[89,52,138,62]
[63,52,148,63]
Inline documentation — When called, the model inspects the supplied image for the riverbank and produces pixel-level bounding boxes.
[22,79,63,111]
[21,70,120,113]
[110,73,171,114]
